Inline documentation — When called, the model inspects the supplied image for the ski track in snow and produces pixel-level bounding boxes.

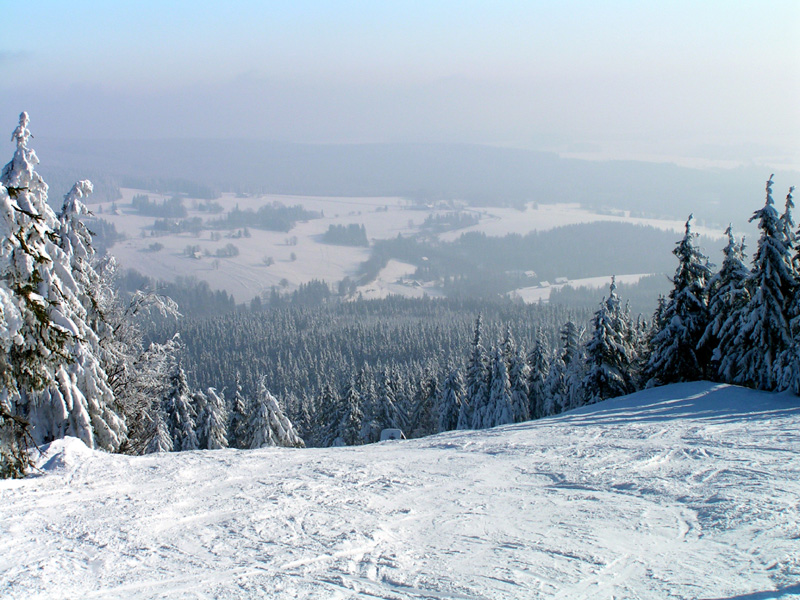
[1,382,799,599]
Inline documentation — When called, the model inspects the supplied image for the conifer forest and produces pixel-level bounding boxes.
[0,113,798,478]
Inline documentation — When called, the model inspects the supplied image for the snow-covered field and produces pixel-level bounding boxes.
[436,203,723,243]
[355,260,445,301]
[509,273,654,304]
[2,382,798,599]
[98,190,719,303]
[101,190,405,302]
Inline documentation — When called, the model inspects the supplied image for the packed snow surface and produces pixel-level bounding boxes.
[2,382,799,599]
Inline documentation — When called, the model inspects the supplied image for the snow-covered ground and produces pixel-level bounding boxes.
[436,203,724,243]
[510,273,654,304]
[2,382,798,599]
[97,190,719,303]
[102,190,406,302]
[355,260,445,300]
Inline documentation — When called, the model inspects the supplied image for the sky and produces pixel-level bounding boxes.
[1,1,799,169]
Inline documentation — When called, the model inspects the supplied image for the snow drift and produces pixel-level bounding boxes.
[1,382,799,599]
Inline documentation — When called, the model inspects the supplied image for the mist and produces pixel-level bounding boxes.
[2,1,798,170]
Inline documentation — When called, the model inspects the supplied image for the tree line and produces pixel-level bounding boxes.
[170,175,800,447]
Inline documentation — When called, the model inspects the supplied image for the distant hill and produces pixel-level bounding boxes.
[33,137,798,229]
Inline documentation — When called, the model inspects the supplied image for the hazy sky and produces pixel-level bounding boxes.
[2,1,798,168]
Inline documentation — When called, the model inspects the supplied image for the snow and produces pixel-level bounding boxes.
[102,191,413,302]
[510,273,653,304]
[98,191,720,303]
[437,203,724,243]
[355,260,445,300]
[2,382,799,599]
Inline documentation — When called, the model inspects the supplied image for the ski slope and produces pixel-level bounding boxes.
[1,382,799,599]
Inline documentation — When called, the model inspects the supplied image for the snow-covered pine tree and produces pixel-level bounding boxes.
[191,389,209,448]
[227,372,250,449]
[438,368,464,432]
[247,378,304,448]
[583,277,637,404]
[0,405,35,477]
[779,185,797,251]
[144,407,173,454]
[355,366,380,443]
[376,367,406,434]
[501,326,530,423]
[359,394,381,444]
[57,181,106,327]
[314,381,340,447]
[630,313,650,388]
[730,178,795,390]
[410,367,439,438]
[0,112,125,451]
[122,333,181,454]
[292,392,314,444]
[485,346,514,428]
[703,227,751,382]
[644,215,712,386]
[526,328,550,420]
[509,355,530,423]
[163,362,198,451]
[197,387,228,449]
[391,367,414,433]
[543,350,567,417]
[559,321,586,411]
[337,377,363,446]
[89,253,180,454]
[772,187,800,394]
[467,315,489,429]
[775,288,800,394]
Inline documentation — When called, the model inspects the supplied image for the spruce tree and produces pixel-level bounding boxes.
[645,215,712,386]
[583,278,637,403]
[197,387,228,450]
[773,188,799,393]
[775,290,800,394]
[485,346,514,428]
[163,363,198,451]
[410,367,439,437]
[145,408,173,454]
[0,112,125,451]
[526,329,550,420]
[467,315,489,429]
[455,384,472,430]
[376,367,405,434]
[502,326,530,423]
[292,393,314,444]
[338,377,363,445]
[248,378,304,448]
[227,372,249,449]
[314,381,340,447]
[703,227,751,382]
[438,368,464,432]
[355,366,380,443]
[730,178,795,390]
[125,334,181,454]
[543,351,567,417]
[191,389,209,448]
[559,321,586,410]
